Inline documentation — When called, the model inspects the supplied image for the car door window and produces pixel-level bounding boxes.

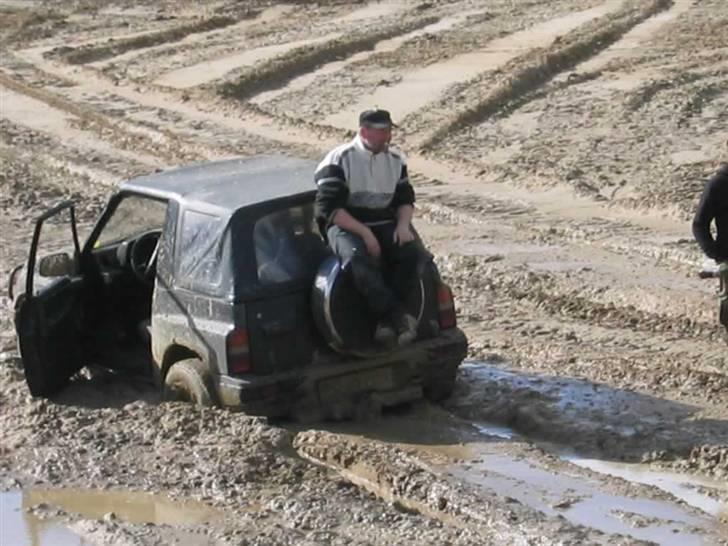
[95,195,167,248]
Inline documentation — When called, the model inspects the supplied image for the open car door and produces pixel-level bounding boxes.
[14,202,87,397]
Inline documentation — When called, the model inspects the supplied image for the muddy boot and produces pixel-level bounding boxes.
[373,318,396,347]
[392,308,418,347]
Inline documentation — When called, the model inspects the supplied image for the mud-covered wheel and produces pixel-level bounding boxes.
[163,359,216,407]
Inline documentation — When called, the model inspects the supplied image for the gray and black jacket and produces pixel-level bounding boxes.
[693,163,728,261]
[314,135,415,230]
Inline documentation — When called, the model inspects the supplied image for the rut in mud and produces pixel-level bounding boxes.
[1,0,728,545]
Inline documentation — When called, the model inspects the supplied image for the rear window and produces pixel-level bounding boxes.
[254,204,328,285]
[176,210,230,293]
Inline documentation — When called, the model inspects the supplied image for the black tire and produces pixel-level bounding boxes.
[163,359,216,407]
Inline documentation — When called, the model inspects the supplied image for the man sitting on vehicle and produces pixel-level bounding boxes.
[314,109,423,347]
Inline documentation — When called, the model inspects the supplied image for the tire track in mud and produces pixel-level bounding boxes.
[294,422,726,545]
[0,69,210,166]
[6,50,325,159]
[418,0,673,150]
[433,192,703,269]
[54,15,243,65]
[1,85,163,175]
[249,8,487,106]
[565,0,696,76]
[90,4,296,70]
[148,1,417,91]
[459,304,728,403]
[216,13,441,101]
[0,118,152,187]
[325,0,625,130]
[448,300,728,436]
[157,32,346,90]
[442,254,718,344]
[442,0,698,163]
[410,159,700,270]
[293,430,608,545]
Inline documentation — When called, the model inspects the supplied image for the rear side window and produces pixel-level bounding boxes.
[254,204,328,285]
[176,210,229,293]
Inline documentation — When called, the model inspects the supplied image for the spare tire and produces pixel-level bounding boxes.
[311,256,426,355]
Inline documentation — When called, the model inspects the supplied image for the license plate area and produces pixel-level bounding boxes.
[317,364,405,405]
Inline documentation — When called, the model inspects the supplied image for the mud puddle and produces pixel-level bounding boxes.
[441,449,714,545]
[0,488,219,546]
[562,455,728,519]
[1,490,89,546]
[306,403,723,543]
[453,361,698,444]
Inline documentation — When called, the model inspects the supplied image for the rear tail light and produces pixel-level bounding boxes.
[226,328,251,374]
[437,283,457,330]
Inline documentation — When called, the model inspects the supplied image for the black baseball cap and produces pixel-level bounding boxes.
[359,109,397,129]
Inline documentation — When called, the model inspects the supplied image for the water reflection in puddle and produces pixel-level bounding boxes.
[0,488,220,546]
[472,422,515,440]
[2,490,89,546]
[562,455,728,518]
[423,416,725,545]
[441,449,713,546]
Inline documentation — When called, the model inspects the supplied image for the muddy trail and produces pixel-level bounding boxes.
[1,0,728,544]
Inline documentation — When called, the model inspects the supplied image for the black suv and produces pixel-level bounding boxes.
[9,156,468,419]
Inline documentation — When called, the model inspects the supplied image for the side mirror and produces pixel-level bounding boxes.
[39,252,75,278]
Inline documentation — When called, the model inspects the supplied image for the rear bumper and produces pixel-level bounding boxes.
[217,328,468,417]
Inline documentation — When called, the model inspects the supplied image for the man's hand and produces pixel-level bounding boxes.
[362,229,382,258]
[332,209,381,258]
[394,222,415,246]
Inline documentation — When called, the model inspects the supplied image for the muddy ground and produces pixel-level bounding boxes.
[1,0,728,544]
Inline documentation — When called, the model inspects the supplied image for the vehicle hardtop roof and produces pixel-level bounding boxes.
[120,155,318,213]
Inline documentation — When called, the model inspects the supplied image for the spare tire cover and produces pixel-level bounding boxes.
[311,256,425,355]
